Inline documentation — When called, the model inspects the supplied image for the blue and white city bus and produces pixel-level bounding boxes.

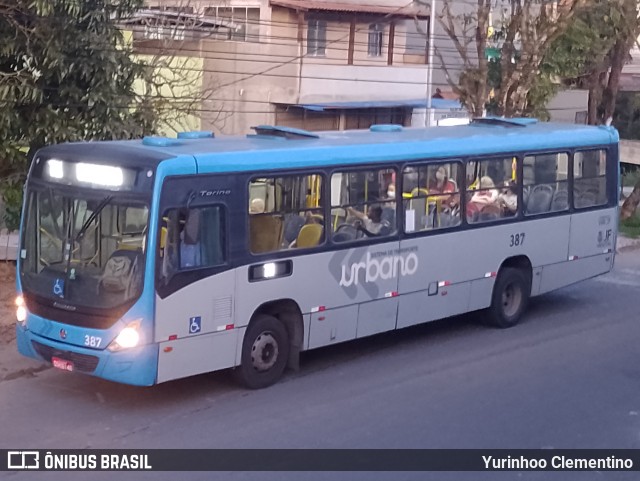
[15,119,619,388]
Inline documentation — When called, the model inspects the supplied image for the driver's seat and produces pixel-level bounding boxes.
[375,220,394,237]
[332,224,358,243]
[380,207,396,232]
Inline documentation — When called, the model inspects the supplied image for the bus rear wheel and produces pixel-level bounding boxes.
[236,314,289,389]
[487,267,530,328]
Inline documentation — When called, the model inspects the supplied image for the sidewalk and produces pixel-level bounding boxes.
[617,234,640,252]
[1,235,639,384]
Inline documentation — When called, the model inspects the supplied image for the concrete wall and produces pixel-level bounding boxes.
[547,89,588,124]
[298,64,429,103]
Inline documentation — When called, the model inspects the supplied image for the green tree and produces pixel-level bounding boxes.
[0,0,162,230]
[525,0,619,119]
[424,0,585,117]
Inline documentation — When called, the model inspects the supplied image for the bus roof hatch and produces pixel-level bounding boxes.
[249,125,320,140]
[471,117,538,128]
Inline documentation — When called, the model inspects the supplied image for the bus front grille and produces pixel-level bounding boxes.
[31,341,100,373]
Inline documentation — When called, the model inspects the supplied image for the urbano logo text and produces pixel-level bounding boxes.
[339,248,419,287]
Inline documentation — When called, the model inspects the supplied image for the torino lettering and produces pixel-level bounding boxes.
[339,252,418,287]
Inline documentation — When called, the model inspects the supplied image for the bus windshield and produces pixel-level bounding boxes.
[20,187,149,311]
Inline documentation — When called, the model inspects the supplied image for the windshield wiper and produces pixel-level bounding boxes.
[74,195,112,242]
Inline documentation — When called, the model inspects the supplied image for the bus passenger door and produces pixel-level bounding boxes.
[154,174,241,383]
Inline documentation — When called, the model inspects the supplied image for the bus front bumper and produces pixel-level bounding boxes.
[16,324,158,386]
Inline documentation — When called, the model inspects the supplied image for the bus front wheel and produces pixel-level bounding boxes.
[236,314,290,389]
[488,267,530,328]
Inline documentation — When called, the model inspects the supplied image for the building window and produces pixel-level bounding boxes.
[402,162,462,232]
[466,158,519,223]
[523,153,569,215]
[143,24,186,41]
[330,168,396,242]
[404,18,428,56]
[368,24,384,57]
[344,107,409,130]
[307,19,327,56]
[141,6,195,41]
[204,6,260,42]
[573,150,608,208]
[249,175,324,253]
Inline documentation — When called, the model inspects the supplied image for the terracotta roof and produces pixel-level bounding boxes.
[269,0,429,18]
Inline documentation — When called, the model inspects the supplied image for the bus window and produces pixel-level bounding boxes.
[118,206,149,235]
[523,153,569,215]
[573,150,607,209]
[402,162,461,233]
[331,167,396,242]
[466,157,520,223]
[248,174,324,253]
[160,206,226,280]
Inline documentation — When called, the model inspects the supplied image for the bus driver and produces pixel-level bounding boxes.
[347,205,384,235]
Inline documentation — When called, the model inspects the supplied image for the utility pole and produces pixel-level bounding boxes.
[425,0,436,127]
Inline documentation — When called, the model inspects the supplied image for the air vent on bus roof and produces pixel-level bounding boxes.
[249,125,320,140]
[370,124,403,133]
[471,117,538,128]
[177,131,214,139]
[142,136,182,147]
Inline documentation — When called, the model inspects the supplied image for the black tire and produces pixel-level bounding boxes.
[487,267,530,328]
[235,314,289,389]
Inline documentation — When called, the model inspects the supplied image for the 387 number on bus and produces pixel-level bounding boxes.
[510,233,525,247]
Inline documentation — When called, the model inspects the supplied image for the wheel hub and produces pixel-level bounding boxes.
[502,282,522,318]
[250,332,279,372]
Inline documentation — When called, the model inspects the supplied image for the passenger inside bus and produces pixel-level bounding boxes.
[470,176,498,204]
[430,166,460,213]
[386,183,396,199]
[428,166,456,195]
[180,210,202,268]
[347,204,385,235]
[467,176,500,222]
[498,181,518,215]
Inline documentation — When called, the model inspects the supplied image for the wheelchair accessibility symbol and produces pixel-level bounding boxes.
[53,278,64,298]
[189,316,202,334]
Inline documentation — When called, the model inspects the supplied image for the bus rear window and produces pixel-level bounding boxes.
[573,150,607,209]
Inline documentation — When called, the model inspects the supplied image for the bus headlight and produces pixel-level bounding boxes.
[108,320,142,352]
[16,296,27,325]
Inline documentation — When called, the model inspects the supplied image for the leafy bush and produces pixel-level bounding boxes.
[0,175,24,233]
[620,213,640,238]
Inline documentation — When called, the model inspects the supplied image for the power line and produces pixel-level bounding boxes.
[0,97,591,114]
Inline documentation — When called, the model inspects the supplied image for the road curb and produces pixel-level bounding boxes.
[617,235,640,252]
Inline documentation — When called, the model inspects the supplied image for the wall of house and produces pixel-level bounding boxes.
[125,30,203,136]
[199,6,301,134]
[137,0,457,134]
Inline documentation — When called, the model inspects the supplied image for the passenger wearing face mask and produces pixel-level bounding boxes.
[427,165,458,211]
[428,166,456,195]
[386,183,396,200]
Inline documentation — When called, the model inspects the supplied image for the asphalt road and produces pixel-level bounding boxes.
[1,251,640,481]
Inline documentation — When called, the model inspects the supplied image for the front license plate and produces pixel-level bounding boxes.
[52,356,74,372]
